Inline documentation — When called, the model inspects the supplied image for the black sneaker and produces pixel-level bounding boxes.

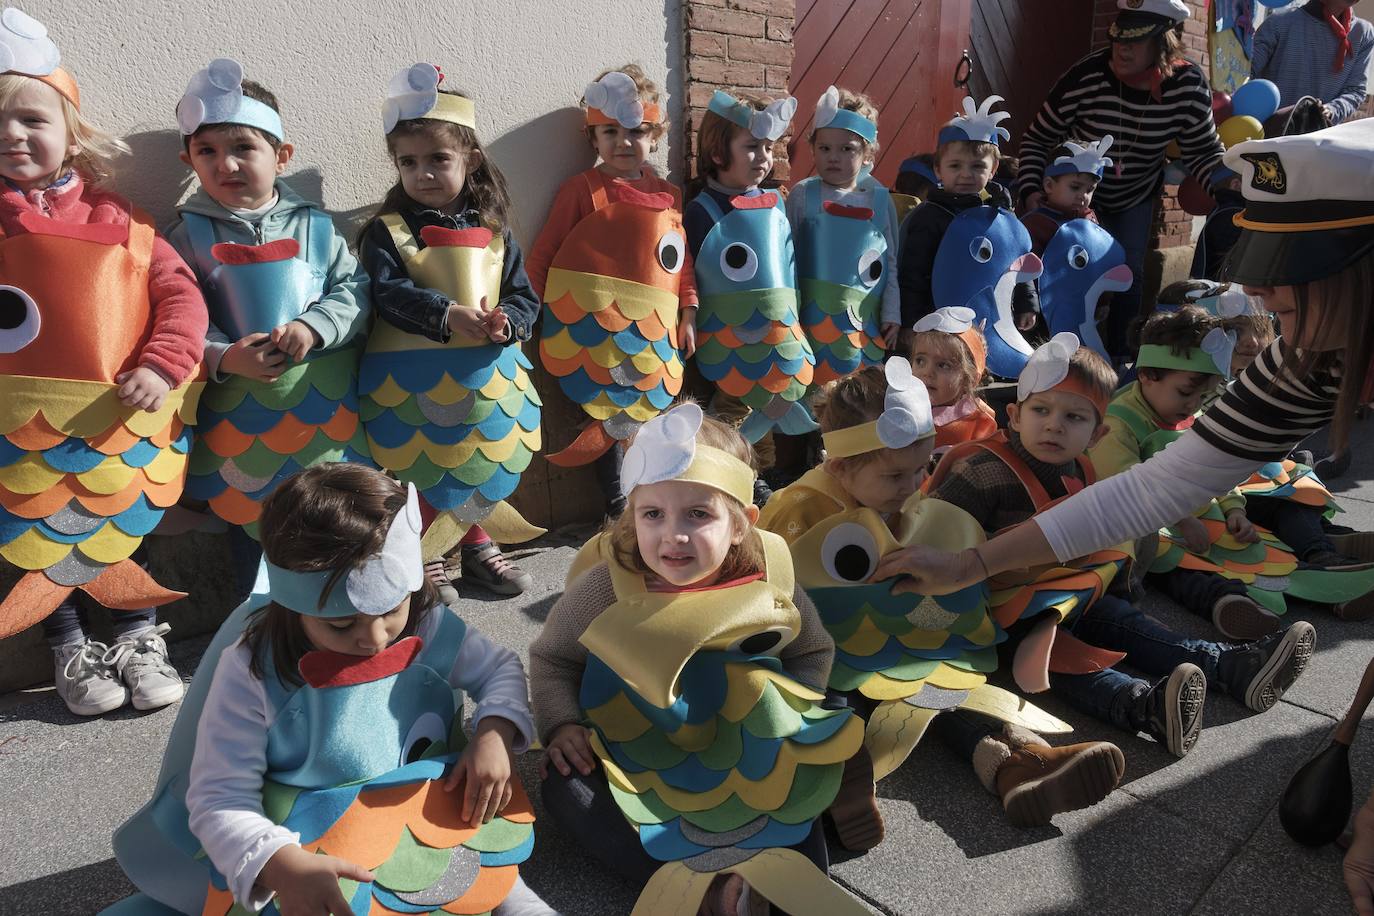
[1315,449,1352,481]
[1217,622,1316,712]
[1301,549,1365,569]
[1212,594,1283,641]
[752,476,773,509]
[1137,663,1207,758]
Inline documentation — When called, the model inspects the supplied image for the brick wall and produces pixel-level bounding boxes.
[683,0,797,181]
[1093,0,1209,251]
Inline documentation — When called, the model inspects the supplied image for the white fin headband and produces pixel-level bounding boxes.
[382,63,475,133]
[823,358,935,459]
[814,85,877,144]
[1017,332,1110,417]
[620,403,755,506]
[265,483,425,618]
[938,95,1011,146]
[177,58,283,141]
[1046,135,1115,179]
[0,7,77,107]
[913,305,976,335]
[708,90,797,141]
[585,70,661,128]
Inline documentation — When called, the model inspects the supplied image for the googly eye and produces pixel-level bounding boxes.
[1067,245,1089,270]
[400,711,447,766]
[726,626,792,658]
[857,249,883,288]
[821,523,879,583]
[720,242,758,282]
[970,237,994,264]
[0,286,41,354]
[657,231,685,274]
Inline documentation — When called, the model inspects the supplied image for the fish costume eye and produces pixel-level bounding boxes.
[0,286,40,353]
[821,522,879,583]
[400,711,447,766]
[1067,244,1090,270]
[969,236,994,264]
[657,231,685,274]
[720,242,758,282]
[726,626,790,658]
[857,248,883,288]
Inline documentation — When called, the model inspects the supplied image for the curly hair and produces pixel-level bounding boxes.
[815,365,933,470]
[583,63,670,144]
[808,87,881,156]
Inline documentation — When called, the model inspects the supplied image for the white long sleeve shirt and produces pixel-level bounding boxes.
[185,611,533,911]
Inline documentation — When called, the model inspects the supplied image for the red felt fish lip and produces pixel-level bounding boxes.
[17,209,128,244]
[210,238,301,265]
[298,636,424,688]
[730,192,779,210]
[607,183,675,211]
[419,225,495,249]
[821,201,873,220]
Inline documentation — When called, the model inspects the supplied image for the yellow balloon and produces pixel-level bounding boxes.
[1219,115,1264,149]
[1166,140,1182,160]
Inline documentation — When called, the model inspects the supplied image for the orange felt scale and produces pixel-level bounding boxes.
[717,365,796,397]
[5,415,71,452]
[441,865,519,914]
[199,885,235,916]
[207,486,266,526]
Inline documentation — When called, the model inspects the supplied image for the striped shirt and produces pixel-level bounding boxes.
[1016,49,1226,212]
[1252,2,1373,125]
[1194,339,1340,461]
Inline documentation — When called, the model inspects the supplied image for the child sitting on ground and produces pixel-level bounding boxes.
[929,334,1316,757]
[910,306,998,458]
[1020,137,1110,257]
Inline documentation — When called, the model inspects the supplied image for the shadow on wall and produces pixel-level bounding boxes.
[487,106,595,243]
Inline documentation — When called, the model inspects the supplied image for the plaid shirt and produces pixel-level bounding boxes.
[929,432,1085,533]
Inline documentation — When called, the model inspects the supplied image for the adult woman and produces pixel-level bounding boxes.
[1016,0,1226,363]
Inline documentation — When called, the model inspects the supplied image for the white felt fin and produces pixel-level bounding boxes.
[1017,331,1080,403]
[1051,135,1114,177]
[1201,327,1237,379]
[814,85,840,130]
[0,7,59,76]
[344,483,424,615]
[912,305,976,335]
[1197,285,1256,320]
[752,96,797,140]
[948,94,1011,144]
[620,403,703,497]
[177,58,246,135]
[877,357,934,447]
[585,71,645,128]
[383,62,442,133]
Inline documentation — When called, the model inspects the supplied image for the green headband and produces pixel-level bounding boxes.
[1136,338,1232,379]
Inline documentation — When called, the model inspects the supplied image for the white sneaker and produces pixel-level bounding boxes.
[53,640,128,716]
[103,623,184,710]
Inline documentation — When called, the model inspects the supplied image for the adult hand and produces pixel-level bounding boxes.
[257,845,375,916]
[538,723,597,778]
[1175,516,1211,555]
[445,717,516,825]
[115,366,171,412]
[270,320,319,363]
[1224,508,1259,544]
[677,306,698,359]
[871,544,988,596]
[221,332,288,382]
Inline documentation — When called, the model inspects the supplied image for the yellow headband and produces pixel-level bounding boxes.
[672,444,755,506]
[423,93,475,129]
[823,421,936,459]
[821,358,937,459]
[621,403,755,507]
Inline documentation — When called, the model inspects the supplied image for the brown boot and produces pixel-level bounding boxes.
[975,725,1125,828]
[825,744,884,851]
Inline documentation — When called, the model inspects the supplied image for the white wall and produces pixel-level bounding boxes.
[23,0,684,246]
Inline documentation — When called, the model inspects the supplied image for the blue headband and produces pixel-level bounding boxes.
[177,58,285,142]
[707,90,797,141]
[821,108,877,144]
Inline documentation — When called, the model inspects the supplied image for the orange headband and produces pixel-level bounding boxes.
[1047,375,1109,420]
[33,67,79,109]
[959,327,987,381]
[586,103,662,127]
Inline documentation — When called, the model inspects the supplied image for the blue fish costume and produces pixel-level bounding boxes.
[1038,219,1132,361]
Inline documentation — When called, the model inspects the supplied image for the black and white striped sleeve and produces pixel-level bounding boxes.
[1193,340,1340,462]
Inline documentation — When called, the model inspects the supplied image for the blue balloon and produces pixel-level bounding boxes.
[1231,79,1281,122]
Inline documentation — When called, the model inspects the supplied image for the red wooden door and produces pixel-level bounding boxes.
[789,0,974,187]
[967,0,1096,152]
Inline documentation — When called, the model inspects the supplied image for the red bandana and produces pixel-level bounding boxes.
[1326,6,1355,73]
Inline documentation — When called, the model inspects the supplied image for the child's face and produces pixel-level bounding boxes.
[1043,173,1099,214]
[181,125,291,211]
[591,123,653,179]
[1007,390,1106,464]
[632,480,756,588]
[1232,330,1264,375]
[715,127,774,190]
[392,135,475,213]
[911,338,969,407]
[811,127,867,190]
[300,595,411,657]
[0,78,76,192]
[935,145,995,196]
[1138,369,1218,425]
[830,442,933,516]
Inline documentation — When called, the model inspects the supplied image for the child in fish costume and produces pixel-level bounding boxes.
[532,404,868,916]
[1094,305,1374,624]
[762,360,1119,844]
[103,464,549,916]
[358,65,542,598]
[0,8,207,716]
[909,306,998,459]
[531,66,697,516]
[930,334,1317,758]
[787,85,900,384]
[167,60,370,600]
[685,89,817,464]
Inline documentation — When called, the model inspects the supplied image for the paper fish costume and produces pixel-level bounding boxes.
[105,486,535,916]
[1038,219,1133,361]
[538,174,687,466]
[361,65,543,556]
[177,59,369,536]
[932,206,1042,380]
[565,404,868,916]
[0,12,204,637]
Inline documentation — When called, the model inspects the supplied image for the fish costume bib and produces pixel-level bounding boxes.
[774,360,1068,779]
[566,403,868,916]
[360,65,543,558]
[105,485,534,916]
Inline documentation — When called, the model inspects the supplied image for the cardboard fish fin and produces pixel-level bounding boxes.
[0,572,75,639]
[547,420,618,467]
[82,558,187,611]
